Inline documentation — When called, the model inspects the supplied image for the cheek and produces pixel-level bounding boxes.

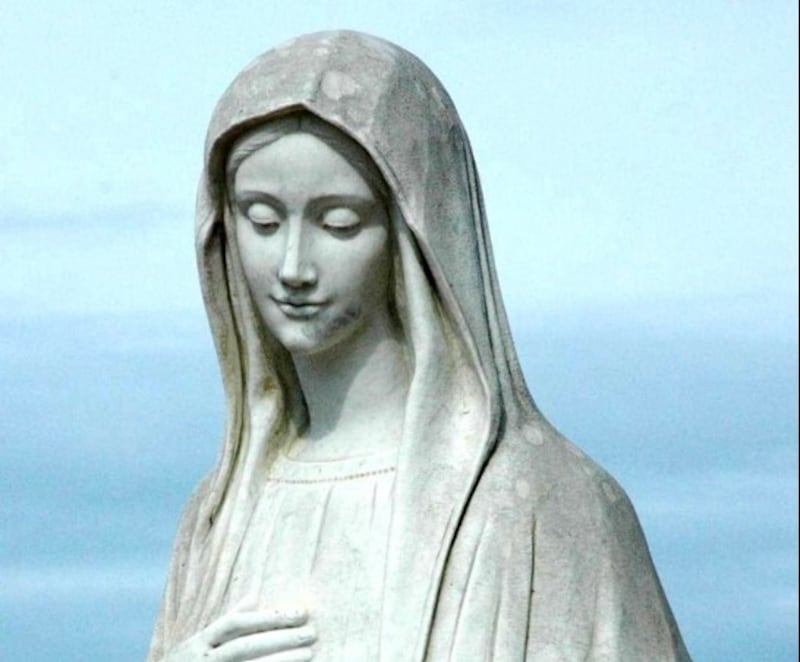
[344,231,392,301]
[235,222,259,283]
[235,222,279,292]
[301,233,390,342]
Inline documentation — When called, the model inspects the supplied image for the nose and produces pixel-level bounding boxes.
[278,219,317,288]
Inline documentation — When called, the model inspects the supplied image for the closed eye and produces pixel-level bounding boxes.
[247,201,280,225]
[320,207,361,235]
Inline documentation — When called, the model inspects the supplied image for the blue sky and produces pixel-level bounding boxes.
[1,1,797,660]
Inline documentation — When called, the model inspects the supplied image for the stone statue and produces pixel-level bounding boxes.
[148,31,691,661]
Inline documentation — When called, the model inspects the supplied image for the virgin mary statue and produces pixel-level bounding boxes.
[148,31,691,662]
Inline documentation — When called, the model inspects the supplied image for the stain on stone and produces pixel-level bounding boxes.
[321,70,360,101]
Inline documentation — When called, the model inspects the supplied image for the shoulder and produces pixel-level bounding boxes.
[478,414,638,534]
[463,417,692,660]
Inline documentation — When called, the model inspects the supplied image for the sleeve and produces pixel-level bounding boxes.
[526,469,692,662]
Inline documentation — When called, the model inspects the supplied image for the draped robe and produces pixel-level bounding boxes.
[148,30,691,662]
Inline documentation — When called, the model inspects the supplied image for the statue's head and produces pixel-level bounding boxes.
[195,31,527,443]
[225,112,397,358]
[195,31,523,449]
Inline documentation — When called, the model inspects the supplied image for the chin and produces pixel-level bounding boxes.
[268,324,335,356]
[272,316,364,358]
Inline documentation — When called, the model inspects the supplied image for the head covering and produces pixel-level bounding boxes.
[151,31,692,662]
[173,28,545,644]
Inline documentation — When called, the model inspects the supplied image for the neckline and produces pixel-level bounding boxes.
[267,447,397,483]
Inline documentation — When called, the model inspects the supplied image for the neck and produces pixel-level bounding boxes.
[289,310,408,460]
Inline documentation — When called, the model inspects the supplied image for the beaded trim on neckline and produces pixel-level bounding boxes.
[266,466,396,484]
[267,448,398,483]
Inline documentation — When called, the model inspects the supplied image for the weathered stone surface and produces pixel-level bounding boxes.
[149,31,691,662]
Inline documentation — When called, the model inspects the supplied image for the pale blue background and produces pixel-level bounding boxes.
[1,2,797,660]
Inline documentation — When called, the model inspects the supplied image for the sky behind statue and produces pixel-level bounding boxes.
[0,1,797,660]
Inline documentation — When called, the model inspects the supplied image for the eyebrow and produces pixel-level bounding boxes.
[233,191,378,219]
[232,191,287,216]
[305,195,377,218]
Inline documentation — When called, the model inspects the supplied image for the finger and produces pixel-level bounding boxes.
[206,609,309,647]
[212,625,316,662]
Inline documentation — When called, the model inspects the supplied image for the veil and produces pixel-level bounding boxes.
[149,31,690,662]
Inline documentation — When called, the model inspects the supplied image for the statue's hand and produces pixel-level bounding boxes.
[163,598,315,661]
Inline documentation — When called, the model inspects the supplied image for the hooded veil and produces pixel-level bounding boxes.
[149,31,691,662]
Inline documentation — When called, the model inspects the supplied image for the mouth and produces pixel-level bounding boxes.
[271,296,326,319]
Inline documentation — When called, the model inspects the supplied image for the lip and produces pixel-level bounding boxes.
[271,296,326,319]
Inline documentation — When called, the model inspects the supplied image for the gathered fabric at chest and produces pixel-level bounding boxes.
[224,450,396,662]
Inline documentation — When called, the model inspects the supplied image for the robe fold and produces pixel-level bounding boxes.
[148,30,691,661]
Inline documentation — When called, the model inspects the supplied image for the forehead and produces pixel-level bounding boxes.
[233,132,375,200]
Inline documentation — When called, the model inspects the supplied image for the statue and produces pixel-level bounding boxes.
[148,31,691,661]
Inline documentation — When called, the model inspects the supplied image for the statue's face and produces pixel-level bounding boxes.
[232,132,392,357]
